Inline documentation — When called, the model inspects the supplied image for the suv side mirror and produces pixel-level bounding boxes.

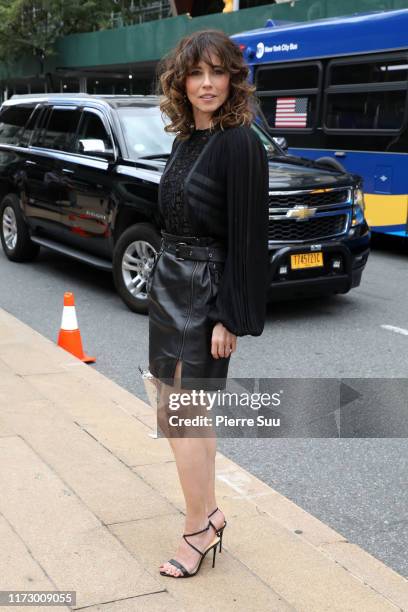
[78,138,115,160]
[273,136,288,152]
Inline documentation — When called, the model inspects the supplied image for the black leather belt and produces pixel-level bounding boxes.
[161,231,227,263]
[162,241,227,262]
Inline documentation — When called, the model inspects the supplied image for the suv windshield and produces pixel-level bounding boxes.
[251,122,281,157]
[117,104,280,161]
[118,105,175,160]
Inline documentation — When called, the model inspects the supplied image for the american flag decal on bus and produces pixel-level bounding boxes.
[275,97,308,128]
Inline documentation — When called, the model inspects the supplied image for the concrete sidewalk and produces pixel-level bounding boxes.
[0,307,407,612]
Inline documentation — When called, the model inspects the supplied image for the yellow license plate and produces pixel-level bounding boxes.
[290,252,324,269]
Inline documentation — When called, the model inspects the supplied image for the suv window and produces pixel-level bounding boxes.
[20,106,42,147]
[40,107,81,151]
[0,105,34,145]
[74,110,113,153]
[31,107,51,147]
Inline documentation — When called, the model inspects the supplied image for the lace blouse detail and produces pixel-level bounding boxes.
[159,128,213,235]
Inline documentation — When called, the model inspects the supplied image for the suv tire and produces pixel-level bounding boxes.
[113,222,161,314]
[0,193,40,262]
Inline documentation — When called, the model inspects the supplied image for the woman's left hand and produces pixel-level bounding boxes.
[211,322,237,359]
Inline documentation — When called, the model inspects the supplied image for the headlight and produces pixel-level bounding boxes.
[353,188,365,211]
[351,188,366,227]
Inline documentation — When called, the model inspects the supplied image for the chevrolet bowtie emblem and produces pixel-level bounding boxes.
[286,205,317,221]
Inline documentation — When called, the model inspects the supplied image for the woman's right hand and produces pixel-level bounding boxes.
[211,322,237,359]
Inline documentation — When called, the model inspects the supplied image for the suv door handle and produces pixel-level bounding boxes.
[25,160,37,166]
[62,168,74,174]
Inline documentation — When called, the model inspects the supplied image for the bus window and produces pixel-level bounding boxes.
[324,53,408,133]
[254,62,321,132]
[325,90,406,131]
[330,57,408,85]
[256,64,319,90]
[258,95,317,131]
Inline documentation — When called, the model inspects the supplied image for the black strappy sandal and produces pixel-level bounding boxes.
[159,522,220,579]
[208,507,227,553]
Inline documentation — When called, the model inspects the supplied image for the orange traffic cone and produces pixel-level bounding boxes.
[57,292,95,363]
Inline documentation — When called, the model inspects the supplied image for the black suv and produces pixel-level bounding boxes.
[0,94,370,314]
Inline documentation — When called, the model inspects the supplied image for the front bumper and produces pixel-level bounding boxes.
[266,234,370,301]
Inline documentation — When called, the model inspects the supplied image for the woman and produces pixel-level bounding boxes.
[148,29,269,578]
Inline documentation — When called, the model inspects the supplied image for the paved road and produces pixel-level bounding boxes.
[1,234,408,577]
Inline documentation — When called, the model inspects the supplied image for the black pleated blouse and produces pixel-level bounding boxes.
[157,125,269,338]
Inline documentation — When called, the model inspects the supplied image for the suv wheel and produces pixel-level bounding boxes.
[0,193,40,262]
[113,223,161,314]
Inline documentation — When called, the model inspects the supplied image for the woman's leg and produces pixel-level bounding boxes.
[157,360,219,577]
[205,435,217,514]
[203,407,226,533]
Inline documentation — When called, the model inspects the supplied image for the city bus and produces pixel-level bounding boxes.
[232,9,408,237]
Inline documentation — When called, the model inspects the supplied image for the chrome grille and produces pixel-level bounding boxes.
[268,188,350,209]
[268,215,347,242]
[267,187,352,243]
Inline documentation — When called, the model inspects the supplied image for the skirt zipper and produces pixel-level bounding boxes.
[177,261,199,362]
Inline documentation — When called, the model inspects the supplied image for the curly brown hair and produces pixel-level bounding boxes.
[156,29,259,140]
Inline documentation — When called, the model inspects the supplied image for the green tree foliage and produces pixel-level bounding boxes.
[0,0,151,69]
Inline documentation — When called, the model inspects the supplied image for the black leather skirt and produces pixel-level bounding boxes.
[148,231,230,391]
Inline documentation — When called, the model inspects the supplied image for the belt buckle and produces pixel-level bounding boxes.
[175,242,187,261]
